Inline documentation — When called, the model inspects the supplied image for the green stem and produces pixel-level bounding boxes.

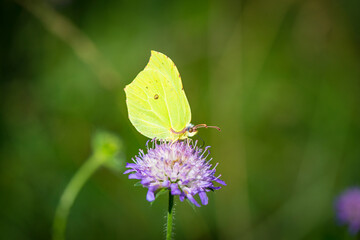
[166,192,174,240]
[52,156,105,240]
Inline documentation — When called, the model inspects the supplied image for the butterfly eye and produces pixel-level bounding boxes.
[188,128,193,133]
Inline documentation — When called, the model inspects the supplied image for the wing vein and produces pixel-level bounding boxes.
[128,102,164,121]
[132,117,166,129]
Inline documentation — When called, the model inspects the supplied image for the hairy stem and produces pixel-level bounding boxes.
[166,192,174,240]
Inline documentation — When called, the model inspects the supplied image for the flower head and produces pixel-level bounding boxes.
[335,187,360,235]
[124,140,226,207]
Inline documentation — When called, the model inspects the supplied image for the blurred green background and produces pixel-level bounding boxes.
[1,0,360,239]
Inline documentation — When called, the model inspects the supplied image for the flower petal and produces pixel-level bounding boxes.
[141,178,151,185]
[170,183,181,195]
[123,169,135,174]
[128,173,141,179]
[199,192,208,205]
[146,189,155,202]
[179,194,185,202]
[187,194,200,207]
[215,178,226,186]
[126,163,137,168]
[162,180,170,187]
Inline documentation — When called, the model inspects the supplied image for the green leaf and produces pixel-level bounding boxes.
[155,188,169,199]
[134,182,142,187]
[150,188,169,205]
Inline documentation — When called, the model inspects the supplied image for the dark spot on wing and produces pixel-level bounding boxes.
[154,94,159,100]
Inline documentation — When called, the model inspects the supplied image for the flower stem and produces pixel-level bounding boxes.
[52,156,105,240]
[166,191,174,240]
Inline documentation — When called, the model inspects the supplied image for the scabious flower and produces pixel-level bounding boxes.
[124,140,226,207]
[335,187,360,235]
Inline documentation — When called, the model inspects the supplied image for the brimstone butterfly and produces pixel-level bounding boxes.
[124,50,220,141]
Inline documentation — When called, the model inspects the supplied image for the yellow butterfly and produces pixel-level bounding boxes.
[124,50,220,141]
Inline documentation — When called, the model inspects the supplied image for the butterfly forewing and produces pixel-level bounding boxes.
[145,51,191,131]
[125,51,192,140]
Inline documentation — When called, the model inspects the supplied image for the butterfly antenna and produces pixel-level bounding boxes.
[193,124,221,132]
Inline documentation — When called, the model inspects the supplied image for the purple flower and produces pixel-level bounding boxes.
[335,187,360,235]
[124,140,226,207]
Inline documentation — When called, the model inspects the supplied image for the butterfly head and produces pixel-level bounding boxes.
[186,124,197,137]
[170,124,221,140]
[186,124,221,138]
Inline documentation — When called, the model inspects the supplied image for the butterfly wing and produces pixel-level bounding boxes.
[145,51,192,132]
[125,51,192,140]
